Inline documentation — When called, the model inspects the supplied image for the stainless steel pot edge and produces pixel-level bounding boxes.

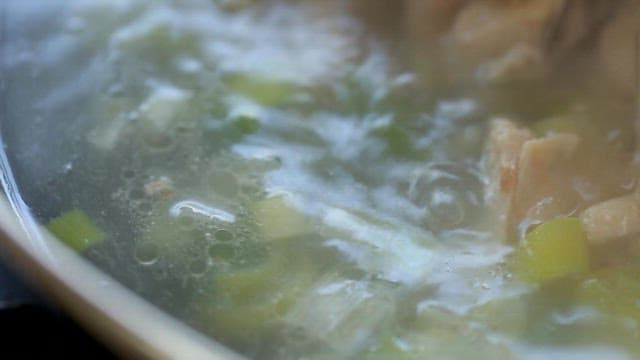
[0,146,243,360]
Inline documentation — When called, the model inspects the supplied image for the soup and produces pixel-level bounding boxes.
[3,0,640,358]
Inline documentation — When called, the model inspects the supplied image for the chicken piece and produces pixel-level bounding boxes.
[480,43,545,84]
[451,0,614,59]
[449,0,614,83]
[484,118,580,240]
[348,0,405,34]
[509,133,580,236]
[597,1,640,152]
[484,118,534,237]
[485,118,534,199]
[545,0,615,57]
[598,1,640,96]
[451,0,565,60]
[580,193,640,245]
[406,0,467,41]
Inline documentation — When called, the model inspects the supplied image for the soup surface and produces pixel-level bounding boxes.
[3,0,640,359]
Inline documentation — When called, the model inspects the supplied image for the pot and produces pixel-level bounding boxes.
[0,1,240,358]
[3,1,639,359]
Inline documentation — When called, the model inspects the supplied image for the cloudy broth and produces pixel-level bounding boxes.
[3,0,640,359]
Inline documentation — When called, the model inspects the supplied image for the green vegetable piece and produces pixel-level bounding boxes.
[228,74,293,106]
[205,296,283,337]
[232,115,260,134]
[206,255,315,339]
[216,255,288,303]
[47,209,106,252]
[252,196,310,241]
[578,267,640,322]
[374,125,414,158]
[514,217,590,283]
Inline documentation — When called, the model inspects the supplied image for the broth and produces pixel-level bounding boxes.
[2,0,640,359]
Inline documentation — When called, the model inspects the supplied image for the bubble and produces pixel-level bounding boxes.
[208,243,236,261]
[188,258,209,276]
[215,229,234,242]
[135,241,159,265]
